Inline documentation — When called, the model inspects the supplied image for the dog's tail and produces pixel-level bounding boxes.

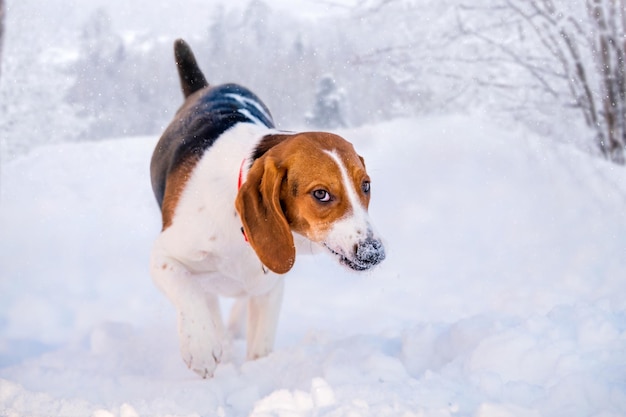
[174,39,208,98]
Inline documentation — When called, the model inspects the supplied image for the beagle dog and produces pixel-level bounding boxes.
[150,39,385,378]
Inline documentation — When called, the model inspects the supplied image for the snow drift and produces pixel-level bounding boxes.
[1,115,625,417]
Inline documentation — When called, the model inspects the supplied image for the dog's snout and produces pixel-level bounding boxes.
[355,237,385,267]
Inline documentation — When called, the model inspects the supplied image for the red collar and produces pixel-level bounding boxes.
[237,158,246,190]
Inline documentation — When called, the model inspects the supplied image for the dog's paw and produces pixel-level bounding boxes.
[247,343,272,361]
[178,313,223,378]
[182,343,222,379]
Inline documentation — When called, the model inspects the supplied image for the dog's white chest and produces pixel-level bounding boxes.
[154,123,281,297]
[197,262,278,298]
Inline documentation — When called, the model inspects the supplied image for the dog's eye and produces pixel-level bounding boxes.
[312,189,331,202]
[362,181,371,194]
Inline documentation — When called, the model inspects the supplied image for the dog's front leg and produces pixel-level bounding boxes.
[151,252,224,378]
[246,279,284,360]
[176,292,224,378]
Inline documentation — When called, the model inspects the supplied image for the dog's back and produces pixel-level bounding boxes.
[150,39,275,209]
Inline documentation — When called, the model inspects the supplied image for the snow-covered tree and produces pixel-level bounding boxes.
[0,0,4,192]
[0,0,88,158]
[242,0,271,46]
[0,0,4,80]
[0,51,89,156]
[345,0,472,121]
[67,9,177,141]
[207,4,226,55]
[457,0,626,164]
[305,74,347,129]
[67,8,125,140]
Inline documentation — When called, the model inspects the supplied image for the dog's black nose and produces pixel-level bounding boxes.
[355,237,386,268]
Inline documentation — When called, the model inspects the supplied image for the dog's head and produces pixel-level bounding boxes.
[236,132,385,274]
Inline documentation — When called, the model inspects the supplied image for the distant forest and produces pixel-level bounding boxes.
[1,0,624,164]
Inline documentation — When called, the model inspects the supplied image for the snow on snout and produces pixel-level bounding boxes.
[322,149,385,271]
[355,236,385,267]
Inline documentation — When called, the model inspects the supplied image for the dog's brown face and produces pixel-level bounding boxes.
[236,132,385,274]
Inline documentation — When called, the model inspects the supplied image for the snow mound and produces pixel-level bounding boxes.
[1,116,625,416]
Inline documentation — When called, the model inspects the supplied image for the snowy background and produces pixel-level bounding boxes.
[1,1,626,416]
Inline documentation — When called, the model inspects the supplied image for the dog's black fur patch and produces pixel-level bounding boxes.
[150,40,275,208]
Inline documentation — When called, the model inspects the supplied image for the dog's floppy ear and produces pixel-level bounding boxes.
[235,156,295,274]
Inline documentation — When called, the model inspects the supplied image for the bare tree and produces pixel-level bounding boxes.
[0,0,4,79]
[459,0,626,164]
[0,0,4,196]
[586,0,626,163]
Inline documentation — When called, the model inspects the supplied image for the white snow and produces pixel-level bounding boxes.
[1,115,626,417]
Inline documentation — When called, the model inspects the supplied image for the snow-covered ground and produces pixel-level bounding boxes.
[1,115,625,417]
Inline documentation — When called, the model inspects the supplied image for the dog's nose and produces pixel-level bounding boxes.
[355,237,385,268]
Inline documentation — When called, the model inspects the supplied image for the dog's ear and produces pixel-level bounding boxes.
[235,156,295,274]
